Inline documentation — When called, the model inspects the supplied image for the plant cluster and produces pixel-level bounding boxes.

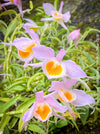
[0,0,100,134]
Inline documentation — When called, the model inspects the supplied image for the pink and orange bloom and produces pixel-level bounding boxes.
[41,1,71,31]
[48,78,95,117]
[22,91,67,125]
[1,0,23,17]
[23,18,40,33]
[0,30,40,64]
[24,46,87,79]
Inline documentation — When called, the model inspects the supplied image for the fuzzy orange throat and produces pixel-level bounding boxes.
[46,61,63,76]
[35,104,51,120]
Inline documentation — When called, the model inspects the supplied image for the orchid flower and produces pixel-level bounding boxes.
[23,18,40,34]
[0,30,40,64]
[41,1,71,31]
[48,78,95,118]
[67,29,81,46]
[1,0,23,17]
[24,46,87,79]
[22,91,67,127]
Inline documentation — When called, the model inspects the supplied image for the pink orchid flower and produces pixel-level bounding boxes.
[48,78,95,118]
[24,46,87,79]
[1,0,23,17]
[41,1,71,31]
[23,18,40,34]
[67,29,81,46]
[22,91,67,127]
[0,30,40,64]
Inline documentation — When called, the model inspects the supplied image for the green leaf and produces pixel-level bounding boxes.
[54,0,59,10]
[83,52,94,63]
[7,85,26,93]
[0,24,7,35]
[81,28,100,41]
[0,10,17,17]
[56,119,68,128]
[0,114,11,131]
[17,96,35,111]
[0,95,20,114]
[28,124,46,134]
[4,15,21,41]
[9,117,18,129]
[0,58,5,64]
[77,106,89,125]
[79,41,97,49]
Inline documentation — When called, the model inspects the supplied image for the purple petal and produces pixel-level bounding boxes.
[58,21,69,31]
[63,60,87,79]
[23,26,40,43]
[46,96,67,113]
[59,1,64,13]
[63,77,78,89]
[71,89,95,106]
[36,91,44,103]
[63,11,71,23]
[24,18,37,25]
[22,103,35,122]
[1,2,13,7]
[41,17,54,21]
[43,3,56,16]
[48,81,63,92]
[33,45,55,61]
[0,42,13,46]
[13,37,34,51]
[56,49,66,62]
[67,29,80,41]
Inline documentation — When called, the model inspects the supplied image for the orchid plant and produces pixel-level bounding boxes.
[0,0,99,134]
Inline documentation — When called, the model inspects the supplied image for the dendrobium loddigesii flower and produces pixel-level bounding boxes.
[22,91,67,125]
[67,29,81,46]
[1,0,23,17]
[23,18,39,33]
[24,46,87,79]
[0,30,40,63]
[41,1,71,31]
[48,78,95,117]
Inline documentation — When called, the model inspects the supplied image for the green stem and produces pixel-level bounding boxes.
[0,110,23,117]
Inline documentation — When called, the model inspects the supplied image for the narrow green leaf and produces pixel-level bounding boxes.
[0,10,17,17]
[28,124,46,134]
[9,117,18,129]
[17,96,35,111]
[56,119,68,128]
[77,106,89,125]
[0,95,20,114]
[0,114,11,131]
[4,15,21,41]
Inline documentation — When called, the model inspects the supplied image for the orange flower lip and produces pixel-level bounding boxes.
[9,0,14,3]
[18,50,30,58]
[35,103,51,120]
[53,12,62,21]
[46,61,63,76]
[58,89,73,102]
[24,44,36,53]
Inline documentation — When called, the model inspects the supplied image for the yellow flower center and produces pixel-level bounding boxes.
[58,89,73,102]
[18,44,36,58]
[35,104,51,120]
[18,50,30,58]
[54,12,62,21]
[46,61,63,76]
[9,0,14,3]
[24,44,36,53]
